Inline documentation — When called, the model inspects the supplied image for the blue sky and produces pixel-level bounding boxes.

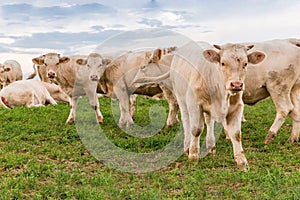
[0,0,300,74]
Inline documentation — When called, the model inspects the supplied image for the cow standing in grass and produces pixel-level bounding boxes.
[32,53,109,123]
[132,42,265,171]
[242,39,300,144]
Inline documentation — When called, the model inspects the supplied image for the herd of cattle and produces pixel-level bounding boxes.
[0,38,299,171]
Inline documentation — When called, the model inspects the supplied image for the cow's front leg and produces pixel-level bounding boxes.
[66,96,79,124]
[226,95,248,171]
[85,87,103,123]
[115,85,134,129]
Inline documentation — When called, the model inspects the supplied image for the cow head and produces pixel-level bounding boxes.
[32,53,70,79]
[131,48,173,88]
[76,53,111,81]
[203,44,265,95]
[0,64,11,82]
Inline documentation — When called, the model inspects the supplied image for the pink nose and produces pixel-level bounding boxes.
[230,81,243,91]
[48,72,56,79]
[90,75,99,81]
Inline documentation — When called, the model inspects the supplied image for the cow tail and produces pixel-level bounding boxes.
[26,64,37,79]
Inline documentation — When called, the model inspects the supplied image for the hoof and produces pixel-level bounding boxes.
[97,117,103,123]
[286,136,299,144]
[66,118,74,124]
[235,153,248,172]
[264,132,276,144]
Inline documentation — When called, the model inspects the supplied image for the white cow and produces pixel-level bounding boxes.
[66,53,111,123]
[133,42,265,170]
[0,80,57,108]
[41,82,70,104]
[242,39,300,144]
[0,60,23,89]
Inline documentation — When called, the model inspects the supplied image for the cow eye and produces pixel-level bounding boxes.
[221,62,225,66]
[56,62,59,66]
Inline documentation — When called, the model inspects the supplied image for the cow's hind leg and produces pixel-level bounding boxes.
[114,85,134,129]
[186,96,204,160]
[204,113,216,154]
[289,85,300,143]
[176,96,190,156]
[161,86,179,128]
[265,91,293,144]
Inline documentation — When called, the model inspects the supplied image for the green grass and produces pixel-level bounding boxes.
[0,96,299,199]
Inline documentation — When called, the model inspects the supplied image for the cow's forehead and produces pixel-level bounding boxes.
[44,53,60,63]
[87,54,103,65]
[221,45,247,62]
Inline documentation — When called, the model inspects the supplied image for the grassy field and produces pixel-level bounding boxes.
[0,96,299,199]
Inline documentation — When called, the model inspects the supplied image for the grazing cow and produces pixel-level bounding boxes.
[242,39,300,144]
[133,42,265,170]
[0,60,23,89]
[0,80,57,108]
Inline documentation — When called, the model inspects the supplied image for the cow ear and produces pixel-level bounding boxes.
[203,50,220,63]
[213,45,222,50]
[59,56,70,63]
[152,48,163,63]
[32,56,45,65]
[248,51,265,64]
[76,58,87,65]
[246,45,254,51]
[103,58,112,65]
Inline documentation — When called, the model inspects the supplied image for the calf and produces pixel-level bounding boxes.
[133,42,265,170]
[67,53,111,123]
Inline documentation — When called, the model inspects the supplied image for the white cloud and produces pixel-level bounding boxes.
[0,37,15,44]
[0,0,300,74]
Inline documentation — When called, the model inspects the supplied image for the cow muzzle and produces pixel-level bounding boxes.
[230,81,244,92]
[48,71,56,79]
[90,75,99,81]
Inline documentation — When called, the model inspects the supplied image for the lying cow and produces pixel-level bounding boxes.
[133,42,265,171]
[41,82,70,104]
[0,80,57,108]
[0,60,23,89]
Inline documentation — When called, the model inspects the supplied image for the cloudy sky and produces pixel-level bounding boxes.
[0,0,300,75]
